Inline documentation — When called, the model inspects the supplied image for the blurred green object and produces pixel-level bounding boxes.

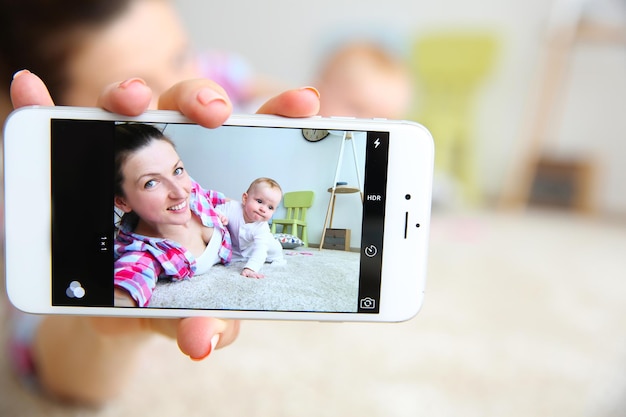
[411,31,498,205]
[271,190,315,247]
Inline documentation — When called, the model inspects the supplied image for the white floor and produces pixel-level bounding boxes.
[2,209,626,416]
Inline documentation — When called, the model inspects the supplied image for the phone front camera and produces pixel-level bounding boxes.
[405,194,411,200]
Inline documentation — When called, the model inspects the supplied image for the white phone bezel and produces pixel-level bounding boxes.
[3,106,433,322]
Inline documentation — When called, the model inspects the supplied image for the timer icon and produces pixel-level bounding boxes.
[364,245,378,258]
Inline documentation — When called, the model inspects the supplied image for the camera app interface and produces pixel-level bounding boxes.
[50,119,389,314]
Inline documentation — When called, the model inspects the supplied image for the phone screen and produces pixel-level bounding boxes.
[50,119,389,314]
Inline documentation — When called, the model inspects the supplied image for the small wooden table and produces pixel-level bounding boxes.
[319,185,363,250]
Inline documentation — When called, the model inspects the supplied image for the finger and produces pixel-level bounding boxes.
[10,70,54,108]
[93,316,240,360]
[219,320,241,348]
[89,317,178,338]
[256,87,320,117]
[158,79,232,128]
[177,318,240,360]
[96,78,153,116]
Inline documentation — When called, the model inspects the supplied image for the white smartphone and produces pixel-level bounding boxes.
[3,106,434,322]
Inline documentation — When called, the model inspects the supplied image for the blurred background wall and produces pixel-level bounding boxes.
[173,0,626,217]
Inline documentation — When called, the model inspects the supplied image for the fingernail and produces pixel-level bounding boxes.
[190,334,221,361]
[196,88,227,107]
[300,86,320,99]
[118,77,147,89]
[211,333,220,351]
[12,69,31,80]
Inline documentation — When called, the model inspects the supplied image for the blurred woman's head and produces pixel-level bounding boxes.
[0,0,198,115]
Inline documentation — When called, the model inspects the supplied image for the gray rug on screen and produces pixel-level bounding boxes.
[148,248,360,312]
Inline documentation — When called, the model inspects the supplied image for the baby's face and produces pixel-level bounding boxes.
[242,184,282,223]
[318,64,412,119]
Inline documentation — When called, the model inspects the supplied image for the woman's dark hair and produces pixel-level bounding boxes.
[114,123,175,197]
[0,0,132,103]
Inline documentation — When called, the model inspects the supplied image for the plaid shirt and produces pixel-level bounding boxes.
[114,179,232,307]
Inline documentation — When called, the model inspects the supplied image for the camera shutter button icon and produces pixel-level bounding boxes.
[360,297,376,309]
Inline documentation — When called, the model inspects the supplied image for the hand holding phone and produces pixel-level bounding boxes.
[4,105,433,322]
[7,73,325,361]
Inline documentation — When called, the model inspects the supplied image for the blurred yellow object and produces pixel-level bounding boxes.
[411,32,498,205]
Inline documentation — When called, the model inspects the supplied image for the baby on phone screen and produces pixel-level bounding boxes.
[219,178,285,279]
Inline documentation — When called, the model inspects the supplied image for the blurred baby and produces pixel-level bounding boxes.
[314,41,412,119]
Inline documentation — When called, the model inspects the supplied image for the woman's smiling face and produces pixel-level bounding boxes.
[115,139,192,230]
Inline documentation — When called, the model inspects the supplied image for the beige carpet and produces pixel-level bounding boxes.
[1,209,625,416]
[149,249,360,312]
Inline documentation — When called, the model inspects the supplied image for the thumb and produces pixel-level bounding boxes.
[10,70,54,108]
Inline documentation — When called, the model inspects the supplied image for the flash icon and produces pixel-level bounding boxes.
[374,138,380,148]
